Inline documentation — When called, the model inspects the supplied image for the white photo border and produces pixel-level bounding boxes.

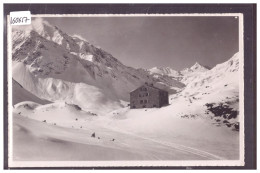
[7,13,244,168]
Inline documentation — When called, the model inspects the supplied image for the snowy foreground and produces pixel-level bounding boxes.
[13,93,239,161]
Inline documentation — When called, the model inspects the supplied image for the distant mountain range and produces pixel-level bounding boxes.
[148,62,209,77]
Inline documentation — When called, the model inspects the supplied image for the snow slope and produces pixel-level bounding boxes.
[174,52,240,128]
[15,113,222,161]
[13,92,239,161]
[13,114,149,161]
[181,52,239,97]
[12,79,51,105]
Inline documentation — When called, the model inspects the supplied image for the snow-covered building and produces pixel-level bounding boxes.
[130,83,169,109]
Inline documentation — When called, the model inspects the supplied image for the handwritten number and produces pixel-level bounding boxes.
[10,17,30,24]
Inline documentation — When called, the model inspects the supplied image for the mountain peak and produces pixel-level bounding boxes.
[190,61,209,71]
[194,62,200,66]
[13,18,54,35]
[191,62,204,68]
[32,18,52,30]
[180,61,209,75]
[13,18,71,47]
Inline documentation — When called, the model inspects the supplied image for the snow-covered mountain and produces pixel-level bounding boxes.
[149,67,181,77]
[12,18,182,114]
[182,52,239,97]
[147,62,210,91]
[146,52,240,129]
[177,52,240,128]
[148,62,209,78]
[180,62,209,75]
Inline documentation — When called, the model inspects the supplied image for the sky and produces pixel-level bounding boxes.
[45,16,239,70]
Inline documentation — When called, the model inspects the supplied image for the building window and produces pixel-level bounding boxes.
[144,100,147,103]
[140,100,143,104]
[146,93,149,96]
[141,87,147,91]
[139,94,141,97]
[143,105,146,108]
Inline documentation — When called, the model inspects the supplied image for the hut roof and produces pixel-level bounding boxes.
[130,83,165,93]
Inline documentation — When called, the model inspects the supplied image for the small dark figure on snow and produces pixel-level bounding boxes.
[91,132,96,138]
[111,138,115,141]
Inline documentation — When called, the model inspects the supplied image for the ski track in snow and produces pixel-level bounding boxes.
[103,126,225,160]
